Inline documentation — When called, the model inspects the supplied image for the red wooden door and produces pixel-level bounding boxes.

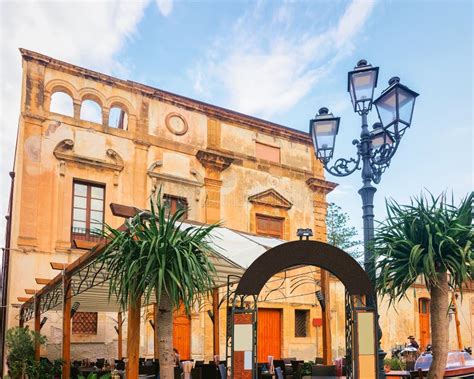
[419,298,430,350]
[257,308,282,363]
[173,307,191,360]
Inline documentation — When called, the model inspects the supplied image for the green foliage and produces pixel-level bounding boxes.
[300,361,314,376]
[384,357,405,370]
[5,327,48,379]
[100,189,219,316]
[374,192,473,303]
[326,202,362,260]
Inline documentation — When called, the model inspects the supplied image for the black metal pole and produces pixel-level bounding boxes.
[358,111,386,378]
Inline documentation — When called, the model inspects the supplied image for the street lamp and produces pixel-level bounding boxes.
[310,59,419,379]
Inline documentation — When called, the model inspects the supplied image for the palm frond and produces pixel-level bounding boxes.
[374,191,473,305]
[99,188,220,316]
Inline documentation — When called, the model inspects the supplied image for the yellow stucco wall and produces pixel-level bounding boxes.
[7,50,336,362]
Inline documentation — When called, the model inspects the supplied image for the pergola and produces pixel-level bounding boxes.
[18,203,286,379]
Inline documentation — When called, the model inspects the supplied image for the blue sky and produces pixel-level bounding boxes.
[0,0,472,244]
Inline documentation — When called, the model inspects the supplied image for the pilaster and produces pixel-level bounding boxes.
[196,150,233,224]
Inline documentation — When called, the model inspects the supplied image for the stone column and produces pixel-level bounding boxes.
[17,57,47,247]
[196,150,233,224]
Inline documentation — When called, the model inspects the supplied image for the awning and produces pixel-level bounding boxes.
[20,218,285,321]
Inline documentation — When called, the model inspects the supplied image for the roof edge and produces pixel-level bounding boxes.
[19,48,312,145]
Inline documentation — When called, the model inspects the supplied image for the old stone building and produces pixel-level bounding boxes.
[2,49,338,365]
[2,49,473,372]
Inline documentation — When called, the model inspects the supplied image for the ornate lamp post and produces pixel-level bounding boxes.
[310,59,419,378]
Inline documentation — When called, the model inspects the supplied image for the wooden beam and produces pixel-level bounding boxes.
[17,297,31,302]
[25,289,38,295]
[110,203,140,218]
[62,276,72,379]
[126,296,141,379]
[212,288,220,356]
[35,278,50,285]
[320,269,332,365]
[72,240,97,250]
[117,312,123,360]
[50,262,68,270]
[34,296,41,361]
[153,304,159,360]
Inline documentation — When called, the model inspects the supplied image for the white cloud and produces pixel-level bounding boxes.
[155,0,173,16]
[0,0,150,246]
[190,0,376,119]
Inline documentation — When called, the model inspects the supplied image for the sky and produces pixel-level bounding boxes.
[0,0,472,247]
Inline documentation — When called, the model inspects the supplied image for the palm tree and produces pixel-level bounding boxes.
[100,192,219,379]
[373,192,473,379]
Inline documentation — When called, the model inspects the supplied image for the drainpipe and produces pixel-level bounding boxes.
[0,171,15,377]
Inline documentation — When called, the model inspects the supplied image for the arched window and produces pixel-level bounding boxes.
[108,106,128,130]
[80,99,102,124]
[50,91,74,117]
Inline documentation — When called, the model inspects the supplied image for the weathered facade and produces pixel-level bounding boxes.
[3,49,473,372]
[3,49,336,365]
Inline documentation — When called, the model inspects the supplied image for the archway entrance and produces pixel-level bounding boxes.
[229,240,379,379]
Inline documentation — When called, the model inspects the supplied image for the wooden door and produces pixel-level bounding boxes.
[257,308,282,362]
[419,298,430,350]
[173,307,191,360]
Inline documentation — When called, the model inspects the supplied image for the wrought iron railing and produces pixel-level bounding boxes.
[71,227,104,244]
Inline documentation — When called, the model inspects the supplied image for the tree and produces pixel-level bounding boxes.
[326,202,362,260]
[373,192,473,379]
[5,327,46,379]
[100,192,219,379]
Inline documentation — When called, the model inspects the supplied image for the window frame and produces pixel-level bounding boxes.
[71,180,106,242]
[255,214,284,239]
[72,311,98,335]
[294,309,310,338]
[163,194,188,220]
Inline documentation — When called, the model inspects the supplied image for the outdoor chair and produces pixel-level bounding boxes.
[315,357,324,365]
[311,364,337,376]
[115,359,125,370]
[174,366,183,379]
[275,367,284,379]
[290,360,303,377]
[96,358,105,369]
[218,363,227,379]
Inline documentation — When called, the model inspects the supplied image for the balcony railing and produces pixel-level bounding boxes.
[71,227,105,245]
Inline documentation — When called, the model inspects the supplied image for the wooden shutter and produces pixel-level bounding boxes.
[256,214,284,239]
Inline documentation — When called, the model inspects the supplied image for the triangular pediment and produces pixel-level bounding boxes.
[248,189,292,210]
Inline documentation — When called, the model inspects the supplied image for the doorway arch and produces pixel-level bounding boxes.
[229,240,379,379]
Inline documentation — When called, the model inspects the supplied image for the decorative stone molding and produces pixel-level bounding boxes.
[147,160,203,201]
[306,177,338,195]
[165,112,188,136]
[53,139,124,184]
[196,150,234,173]
[248,188,293,210]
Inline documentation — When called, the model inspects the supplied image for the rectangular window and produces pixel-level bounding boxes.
[71,181,105,242]
[256,214,284,239]
[256,142,280,163]
[72,312,98,335]
[295,309,309,337]
[163,194,188,220]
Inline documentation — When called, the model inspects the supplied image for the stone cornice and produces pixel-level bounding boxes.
[53,139,124,173]
[196,149,234,172]
[249,188,293,210]
[20,48,312,145]
[147,161,203,187]
[306,177,338,194]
